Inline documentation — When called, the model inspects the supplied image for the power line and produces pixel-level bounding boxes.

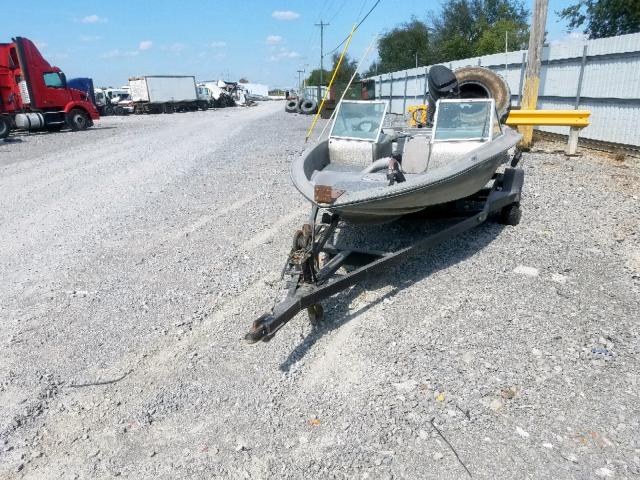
[328,0,348,23]
[356,0,368,18]
[325,0,382,56]
[304,0,332,59]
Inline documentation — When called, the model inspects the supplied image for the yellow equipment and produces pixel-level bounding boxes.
[408,104,427,127]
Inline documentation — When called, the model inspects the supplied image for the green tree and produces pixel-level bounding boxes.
[559,0,640,38]
[372,18,435,75]
[365,0,528,76]
[305,68,331,87]
[306,53,358,86]
[430,0,529,61]
[476,19,529,55]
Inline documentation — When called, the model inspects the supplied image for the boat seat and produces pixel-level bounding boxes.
[328,134,393,168]
[401,136,431,174]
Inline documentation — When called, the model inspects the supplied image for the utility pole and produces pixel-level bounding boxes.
[315,20,329,103]
[296,69,304,95]
[520,0,549,149]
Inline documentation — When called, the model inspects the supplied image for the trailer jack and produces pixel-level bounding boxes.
[245,167,524,344]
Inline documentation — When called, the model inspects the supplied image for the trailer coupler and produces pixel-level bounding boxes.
[245,167,524,344]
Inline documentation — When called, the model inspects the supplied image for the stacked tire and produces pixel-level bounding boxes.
[285,99,298,113]
[284,97,317,115]
[299,98,317,115]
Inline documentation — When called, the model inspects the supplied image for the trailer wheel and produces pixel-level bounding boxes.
[0,116,10,139]
[500,204,522,226]
[66,109,90,131]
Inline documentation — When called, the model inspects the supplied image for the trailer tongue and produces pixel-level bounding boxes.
[245,161,524,344]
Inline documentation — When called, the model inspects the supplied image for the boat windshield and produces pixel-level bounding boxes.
[433,100,494,141]
[330,101,387,141]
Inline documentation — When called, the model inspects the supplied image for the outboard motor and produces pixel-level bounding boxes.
[426,65,459,126]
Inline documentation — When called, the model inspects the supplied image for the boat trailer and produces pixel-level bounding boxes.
[245,162,524,344]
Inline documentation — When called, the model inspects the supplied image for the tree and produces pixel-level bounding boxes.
[364,0,528,77]
[371,18,435,75]
[430,0,529,61]
[305,68,331,87]
[306,53,358,86]
[476,19,530,55]
[429,0,476,61]
[559,0,640,38]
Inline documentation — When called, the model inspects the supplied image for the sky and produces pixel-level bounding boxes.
[5,0,582,89]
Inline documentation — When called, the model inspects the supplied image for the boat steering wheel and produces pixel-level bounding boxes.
[355,120,377,133]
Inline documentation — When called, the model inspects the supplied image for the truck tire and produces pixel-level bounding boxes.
[66,109,90,131]
[0,116,10,139]
[454,66,512,122]
[300,99,317,115]
[285,100,298,113]
[114,106,124,115]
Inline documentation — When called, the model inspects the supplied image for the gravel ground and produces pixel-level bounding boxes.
[1,103,639,479]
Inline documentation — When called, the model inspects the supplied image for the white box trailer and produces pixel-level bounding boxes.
[128,75,206,113]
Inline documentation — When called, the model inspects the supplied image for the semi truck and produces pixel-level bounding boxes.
[0,37,99,139]
[67,77,96,106]
[67,80,133,116]
[129,75,209,113]
[198,81,235,108]
[95,87,134,115]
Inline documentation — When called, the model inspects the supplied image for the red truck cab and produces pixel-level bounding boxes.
[0,37,99,138]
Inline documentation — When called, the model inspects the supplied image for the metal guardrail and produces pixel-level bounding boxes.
[505,109,591,127]
[505,109,591,154]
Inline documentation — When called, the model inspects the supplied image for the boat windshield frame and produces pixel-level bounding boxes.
[329,100,388,143]
[431,98,498,143]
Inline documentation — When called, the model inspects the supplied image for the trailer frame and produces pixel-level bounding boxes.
[245,164,524,344]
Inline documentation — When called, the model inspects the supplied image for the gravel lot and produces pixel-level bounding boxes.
[1,103,639,479]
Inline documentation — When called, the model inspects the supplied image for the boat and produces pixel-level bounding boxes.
[245,66,525,344]
[290,66,520,223]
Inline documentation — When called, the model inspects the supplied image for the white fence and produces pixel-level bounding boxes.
[370,32,640,147]
[302,85,327,100]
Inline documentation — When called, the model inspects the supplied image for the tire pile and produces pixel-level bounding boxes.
[285,97,318,115]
